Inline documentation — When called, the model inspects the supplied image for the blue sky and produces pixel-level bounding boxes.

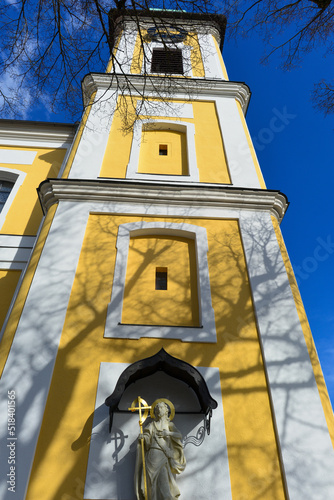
[223,33,334,407]
[19,22,334,408]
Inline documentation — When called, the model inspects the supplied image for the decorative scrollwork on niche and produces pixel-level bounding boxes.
[183,425,206,448]
[105,348,218,432]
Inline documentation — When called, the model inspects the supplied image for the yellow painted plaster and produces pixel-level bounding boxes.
[212,36,229,80]
[192,101,231,184]
[130,29,147,74]
[99,96,136,179]
[236,101,267,189]
[272,216,334,447]
[138,129,188,175]
[0,269,21,331]
[0,204,57,377]
[122,235,199,326]
[0,147,66,235]
[26,214,285,500]
[100,98,230,184]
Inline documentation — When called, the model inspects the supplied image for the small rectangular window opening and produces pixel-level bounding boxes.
[159,144,168,156]
[156,267,168,290]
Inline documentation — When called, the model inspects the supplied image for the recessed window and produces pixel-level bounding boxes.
[156,267,168,290]
[0,180,14,213]
[151,48,183,74]
[159,144,168,156]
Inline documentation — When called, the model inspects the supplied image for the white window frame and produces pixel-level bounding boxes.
[0,168,26,230]
[126,119,199,182]
[104,221,216,343]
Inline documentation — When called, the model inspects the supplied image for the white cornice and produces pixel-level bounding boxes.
[39,179,288,223]
[124,17,223,46]
[0,121,77,148]
[82,73,251,113]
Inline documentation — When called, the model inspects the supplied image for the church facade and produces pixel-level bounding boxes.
[0,10,334,500]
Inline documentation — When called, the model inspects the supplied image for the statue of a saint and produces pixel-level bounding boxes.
[135,400,186,500]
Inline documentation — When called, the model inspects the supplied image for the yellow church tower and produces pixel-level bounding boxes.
[1,9,334,500]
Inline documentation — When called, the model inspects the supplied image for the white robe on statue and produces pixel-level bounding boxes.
[135,419,186,500]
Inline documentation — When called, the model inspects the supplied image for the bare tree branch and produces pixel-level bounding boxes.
[312,79,334,114]
[226,0,334,114]
[1,0,333,118]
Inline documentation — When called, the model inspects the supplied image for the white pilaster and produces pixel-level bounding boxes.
[198,33,225,79]
[240,211,334,500]
[0,203,89,500]
[215,97,261,189]
[68,89,117,179]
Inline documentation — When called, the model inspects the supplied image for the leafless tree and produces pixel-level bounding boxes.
[225,0,334,114]
[0,0,219,121]
[1,0,333,120]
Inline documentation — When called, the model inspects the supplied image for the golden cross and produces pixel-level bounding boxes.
[129,396,151,428]
[128,397,152,500]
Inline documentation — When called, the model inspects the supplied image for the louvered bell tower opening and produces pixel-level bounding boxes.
[151,48,183,74]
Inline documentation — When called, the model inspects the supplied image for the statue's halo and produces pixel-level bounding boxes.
[150,398,175,420]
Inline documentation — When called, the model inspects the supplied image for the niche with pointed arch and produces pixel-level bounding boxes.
[83,350,232,499]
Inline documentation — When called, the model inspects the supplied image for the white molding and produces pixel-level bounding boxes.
[240,211,334,499]
[0,121,76,148]
[198,33,225,79]
[38,179,289,223]
[0,235,35,270]
[0,149,37,165]
[126,120,199,182]
[104,221,216,342]
[121,16,225,50]
[0,168,26,231]
[136,100,194,119]
[82,73,251,113]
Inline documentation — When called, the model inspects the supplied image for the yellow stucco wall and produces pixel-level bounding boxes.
[100,98,231,184]
[130,29,146,74]
[25,214,285,500]
[138,129,188,175]
[122,235,199,326]
[0,269,21,331]
[0,146,67,235]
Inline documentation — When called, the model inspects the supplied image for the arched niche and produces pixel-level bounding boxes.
[84,354,232,499]
[105,348,217,434]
